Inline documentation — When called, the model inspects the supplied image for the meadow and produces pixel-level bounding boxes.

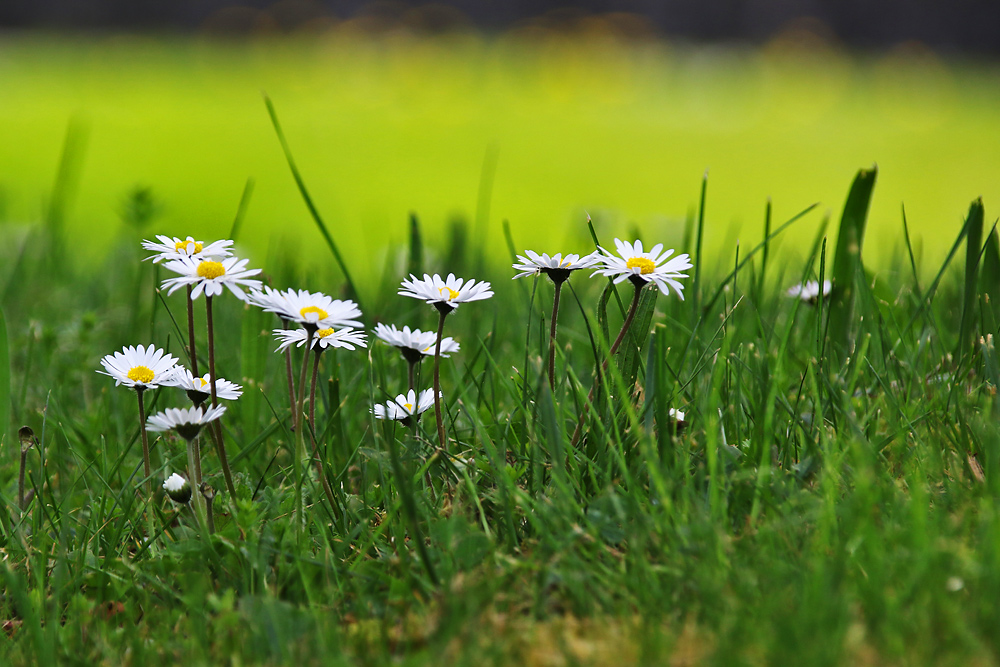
[1,28,1000,666]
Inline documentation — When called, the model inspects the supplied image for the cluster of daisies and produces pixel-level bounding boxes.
[97,232,710,525]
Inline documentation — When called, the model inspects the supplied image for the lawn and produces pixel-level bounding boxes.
[1,29,1000,666]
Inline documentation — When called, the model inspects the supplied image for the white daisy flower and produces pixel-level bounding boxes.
[512,250,598,281]
[786,280,831,303]
[167,368,243,403]
[398,273,493,312]
[160,255,263,301]
[145,404,227,441]
[273,326,368,352]
[371,388,438,422]
[373,323,459,362]
[591,239,693,298]
[99,344,181,390]
[247,287,363,329]
[162,472,192,503]
[141,235,233,264]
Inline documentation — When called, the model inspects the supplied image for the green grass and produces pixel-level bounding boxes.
[2,32,1000,283]
[0,152,998,664]
[2,30,1000,665]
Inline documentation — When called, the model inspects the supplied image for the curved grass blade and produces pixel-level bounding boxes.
[828,166,877,355]
[958,198,985,359]
[263,94,363,314]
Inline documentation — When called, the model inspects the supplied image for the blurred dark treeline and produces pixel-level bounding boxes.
[3,0,1000,56]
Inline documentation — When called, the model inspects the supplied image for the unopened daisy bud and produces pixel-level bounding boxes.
[18,426,35,455]
[163,473,192,504]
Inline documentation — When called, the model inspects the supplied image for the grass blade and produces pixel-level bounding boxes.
[828,165,877,355]
[263,94,363,314]
[958,198,985,358]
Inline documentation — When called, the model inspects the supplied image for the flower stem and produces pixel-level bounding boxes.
[432,308,449,450]
[284,321,297,433]
[186,284,199,376]
[293,329,315,531]
[570,282,644,447]
[187,437,207,527]
[206,295,237,500]
[308,347,322,437]
[548,278,566,392]
[136,387,151,495]
[407,359,416,393]
[607,281,643,358]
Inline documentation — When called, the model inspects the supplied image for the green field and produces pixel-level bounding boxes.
[2,31,1000,281]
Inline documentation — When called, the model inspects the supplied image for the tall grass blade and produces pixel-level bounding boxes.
[979,220,1000,342]
[263,94,363,313]
[407,212,423,277]
[474,144,499,273]
[958,198,985,358]
[44,116,88,268]
[828,166,877,355]
[692,170,708,320]
[228,177,255,242]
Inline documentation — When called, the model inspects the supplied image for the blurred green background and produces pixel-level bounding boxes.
[1,26,997,286]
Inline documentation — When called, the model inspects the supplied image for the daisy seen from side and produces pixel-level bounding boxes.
[398,273,493,312]
[591,239,693,298]
[248,287,363,329]
[160,255,263,301]
[142,235,233,263]
[511,250,598,282]
[372,389,438,425]
[273,326,368,352]
[99,344,180,390]
[167,368,243,405]
[146,404,227,441]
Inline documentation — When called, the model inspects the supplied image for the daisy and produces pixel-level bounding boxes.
[511,250,598,282]
[398,272,492,449]
[512,249,598,390]
[98,343,182,492]
[248,287,363,329]
[146,404,227,441]
[163,473,192,504]
[374,324,459,360]
[371,389,438,425]
[787,280,831,303]
[168,368,243,405]
[160,255,263,301]
[273,326,368,352]
[99,344,180,390]
[591,239,692,298]
[398,273,493,312]
[142,235,233,263]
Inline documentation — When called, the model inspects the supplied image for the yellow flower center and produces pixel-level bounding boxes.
[127,366,155,384]
[404,403,413,412]
[559,257,572,267]
[197,378,209,388]
[626,257,656,275]
[317,328,334,338]
[197,261,225,280]
[439,287,460,301]
[175,240,203,254]
[300,306,328,320]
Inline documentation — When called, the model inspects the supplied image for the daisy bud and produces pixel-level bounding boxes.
[163,473,192,504]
